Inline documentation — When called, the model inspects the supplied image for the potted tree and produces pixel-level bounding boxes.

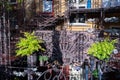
[16,32,45,80]
[88,38,117,79]
[39,55,48,66]
[16,32,45,56]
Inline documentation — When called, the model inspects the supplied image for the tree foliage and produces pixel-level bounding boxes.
[88,38,117,60]
[0,0,24,11]
[16,32,45,56]
[0,1,12,11]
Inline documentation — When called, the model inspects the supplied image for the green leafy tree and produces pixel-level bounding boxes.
[88,38,117,60]
[16,32,45,56]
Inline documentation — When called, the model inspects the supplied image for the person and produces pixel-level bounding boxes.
[70,61,85,80]
[82,59,91,80]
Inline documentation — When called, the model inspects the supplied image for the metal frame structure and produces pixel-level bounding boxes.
[35,30,98,65]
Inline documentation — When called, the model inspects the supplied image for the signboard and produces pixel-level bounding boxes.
[43,0,53,12]
[87,0,91,8]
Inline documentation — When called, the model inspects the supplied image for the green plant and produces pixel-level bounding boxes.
[39,56,48,61]
[16,32,45,56]
[92,69,98,79]
[88,38,117,60]
[17,0,23,3]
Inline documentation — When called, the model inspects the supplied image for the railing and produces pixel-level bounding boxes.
[37,66,66,80]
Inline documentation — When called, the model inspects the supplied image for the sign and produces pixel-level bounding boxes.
[87,0,91,8]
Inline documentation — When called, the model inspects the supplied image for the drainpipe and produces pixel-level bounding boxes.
[98,61,102,80]
[90,56,94,80]
[84,59,89,80]
[100,0,104,29]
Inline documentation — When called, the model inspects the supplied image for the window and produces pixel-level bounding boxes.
[69,0,86,9]
[9,0,17,4]
[43,0,53,12]
[70,0,76,3]
[69,0,85,3]
[70,13,85,23]
[9,0,16,2]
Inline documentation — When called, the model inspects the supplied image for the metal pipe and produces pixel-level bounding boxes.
[84,59,89,80]
[98,61,102,80]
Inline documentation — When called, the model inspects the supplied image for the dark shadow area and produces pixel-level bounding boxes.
[11,56,27,67]
[48,30,63,65]
[102,69,120,80]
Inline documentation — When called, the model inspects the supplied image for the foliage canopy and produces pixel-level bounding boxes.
[0,1,12,11]
[16,32,45,56]
[88,38,117,60]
